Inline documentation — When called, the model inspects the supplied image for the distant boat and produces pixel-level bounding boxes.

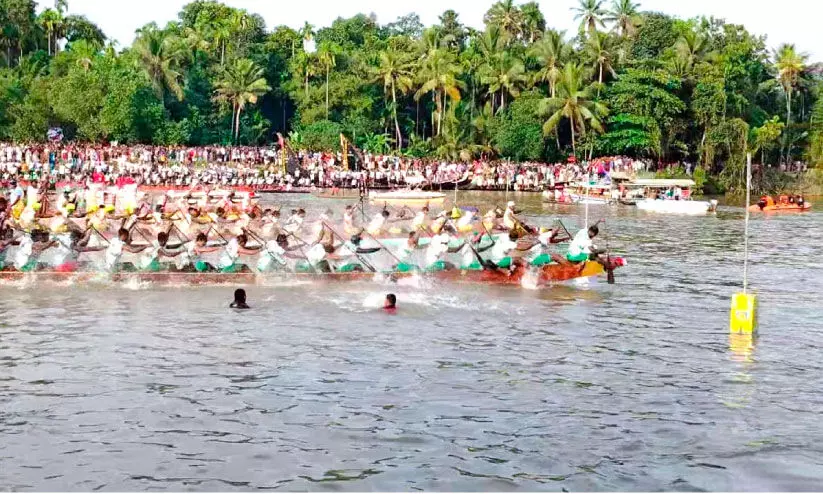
[626,179,717,215]
[370,189,446,207]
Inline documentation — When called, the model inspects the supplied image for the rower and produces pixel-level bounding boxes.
[343,205,356,235]
[260,209,280,237]
[56,190,72,216]
[305,240,336,273]
[0,230,14,270]
[310,209,334,245]
[394,231,423,270]
[256,233,290,273]
[412,206,429,233]
[366,209,391,236]
[88,204,109,232]
[139,232,183,272]
[217,233,262,273]
[561,225,611,271]
[162,232,221,272]
[12,230,58,272]
[284,208,306,233]
[488,231,519,269]
[106,228,150,272]
[325,232,382,273]
[430,211,448,234]
[456,208,475,233]
[46,230,106,271]
[8,180,24,212]
[424,225,465,271]
[482,209,498,231]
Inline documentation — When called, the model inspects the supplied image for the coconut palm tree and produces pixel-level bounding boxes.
[572,0,606,35]
[69,39,97,71]
[374,48,414,150]
[774,44,807,131]
[519,2,546,43]
[774,43,808,162]
[539,62,608,155]
[481,52,527,112]
[675,29,708,73]
[181,26,209,63]
[530,30,568,98]
[584,31,618,95]
[37,8,63,56]
[477,25,505,61]
[214,58,271,143]
[211,18,232,66]
[317,42,338,118]
[415,48,464,138]
[133,27,185,101]
[483,0,524,43]
[605,0,641,37]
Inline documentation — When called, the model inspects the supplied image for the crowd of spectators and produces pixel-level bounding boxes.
[1,142,658,191]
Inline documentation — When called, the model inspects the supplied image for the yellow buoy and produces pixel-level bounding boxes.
[731,153,757,335]
[730,292,756,334]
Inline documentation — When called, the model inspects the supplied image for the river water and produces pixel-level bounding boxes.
[1,192,822,491]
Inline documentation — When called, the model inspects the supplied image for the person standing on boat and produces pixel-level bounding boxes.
[503,201,518,230]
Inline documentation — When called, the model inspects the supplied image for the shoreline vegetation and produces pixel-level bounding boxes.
[1,0,822,196]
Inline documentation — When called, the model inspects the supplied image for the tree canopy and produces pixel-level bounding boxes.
[0,0,821,179]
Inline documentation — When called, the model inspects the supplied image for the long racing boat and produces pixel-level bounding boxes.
[0,258,625,287]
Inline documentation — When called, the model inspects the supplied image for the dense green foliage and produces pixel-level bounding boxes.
[1,0,822,189]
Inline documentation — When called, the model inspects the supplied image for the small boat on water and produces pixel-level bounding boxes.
[370,189,446,207]
[635,198,717,215]
[627,179,717,215]
[748,195,812,213]
[567,182,616,205]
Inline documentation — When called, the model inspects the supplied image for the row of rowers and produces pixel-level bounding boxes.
[0,200,610,274]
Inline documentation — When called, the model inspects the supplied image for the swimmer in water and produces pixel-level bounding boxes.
[384,293,397,312]
[230,288,250,309]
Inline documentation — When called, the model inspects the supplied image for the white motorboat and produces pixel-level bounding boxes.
[626,179,717,215]
[636,198,718,215]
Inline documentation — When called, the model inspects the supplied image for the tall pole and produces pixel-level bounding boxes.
[743,153,751,294]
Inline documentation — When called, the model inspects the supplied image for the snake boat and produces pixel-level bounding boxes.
[0,257,625,287]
